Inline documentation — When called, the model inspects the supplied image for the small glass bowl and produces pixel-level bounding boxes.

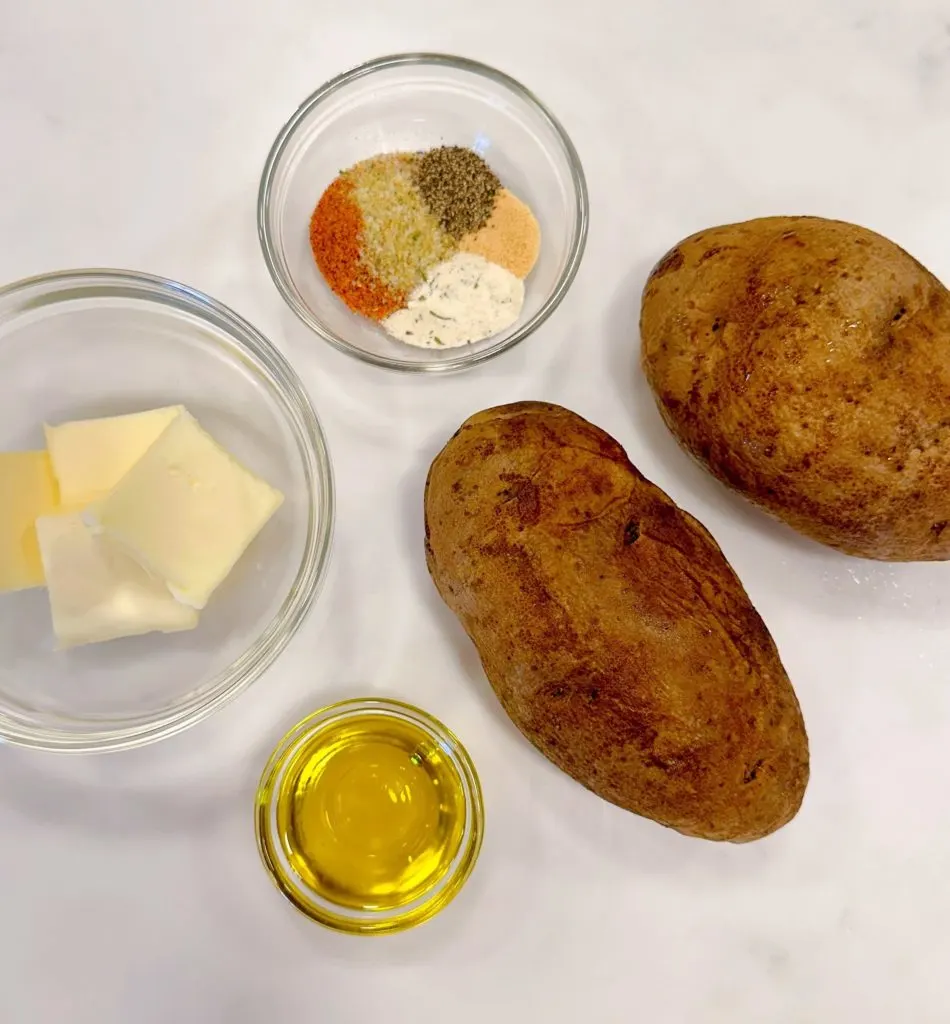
[0,270,334,752]
[255,698,484,934]
[258,52,589,373]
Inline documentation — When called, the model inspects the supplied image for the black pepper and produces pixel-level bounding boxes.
[414,146,500,239]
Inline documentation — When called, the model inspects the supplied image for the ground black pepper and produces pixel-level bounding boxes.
[414,146,500,239]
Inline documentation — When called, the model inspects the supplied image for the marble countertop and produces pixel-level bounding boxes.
[2,1,949,1021]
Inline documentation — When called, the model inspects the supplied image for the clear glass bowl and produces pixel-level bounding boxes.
[0,270,334,752]
[258,52,589,373]
[255,698,484,934]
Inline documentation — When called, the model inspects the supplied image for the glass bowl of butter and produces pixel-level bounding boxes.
[0,270,334,752]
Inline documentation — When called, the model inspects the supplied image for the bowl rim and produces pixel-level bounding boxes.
[254,697,485,934]
[257,51,589,374]
[0,267,335,753]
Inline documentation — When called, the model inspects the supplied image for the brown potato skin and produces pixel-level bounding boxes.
[641,216,950,561]
[424,402,809,842]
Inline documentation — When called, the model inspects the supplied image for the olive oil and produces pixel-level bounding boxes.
[273,713,467,913]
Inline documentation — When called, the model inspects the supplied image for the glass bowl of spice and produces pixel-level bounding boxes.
[258,53,588,373]
[255,698,484,934]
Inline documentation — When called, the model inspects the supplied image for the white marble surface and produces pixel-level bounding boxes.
[1,1,950,1021]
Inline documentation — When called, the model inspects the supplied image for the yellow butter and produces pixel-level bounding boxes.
[35,511,198,648]
[45,406,183,506]
[89,410,284,610]
[0,451,59,592]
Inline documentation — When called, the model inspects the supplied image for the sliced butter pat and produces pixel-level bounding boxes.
[35,511,198,649]
[45,405,183,505]
[88,410,284,610]
[0,451,59,593]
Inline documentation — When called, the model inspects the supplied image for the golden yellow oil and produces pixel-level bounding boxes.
[273,713,466,912]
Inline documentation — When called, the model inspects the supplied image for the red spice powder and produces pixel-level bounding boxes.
[309,177,405,321]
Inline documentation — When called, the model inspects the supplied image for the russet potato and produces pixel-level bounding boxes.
[424,402,809,842]
[641,215,950,560]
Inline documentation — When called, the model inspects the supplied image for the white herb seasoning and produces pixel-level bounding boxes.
[382,252,525,348]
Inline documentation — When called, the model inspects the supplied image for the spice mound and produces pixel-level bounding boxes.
[309,146,541,349]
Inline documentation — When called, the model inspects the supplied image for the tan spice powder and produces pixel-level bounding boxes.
[459,189,541,279]
[347,153,454,294]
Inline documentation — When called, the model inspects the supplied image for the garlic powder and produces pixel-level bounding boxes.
[382,252,525,349]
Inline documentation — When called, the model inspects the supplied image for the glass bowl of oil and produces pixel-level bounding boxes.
[255,698,484,934]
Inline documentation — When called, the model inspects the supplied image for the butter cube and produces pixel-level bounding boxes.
[45,406,183,506]
[35,511,198,648]
[0,451,59,592]
[89,410,284,610]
